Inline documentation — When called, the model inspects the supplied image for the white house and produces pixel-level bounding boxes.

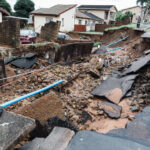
[0,7,10,23]
[78,5,118,24]
[31,4,77,33]
[75,10,104,31]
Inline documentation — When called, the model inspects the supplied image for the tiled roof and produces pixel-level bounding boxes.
[78,5,115,11]
[76,10,90,19]
[82,11,104,21]
[0,7,10,16]
[31,4,77,16]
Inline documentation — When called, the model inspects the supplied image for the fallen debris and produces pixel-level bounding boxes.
[91,75,138,104]
[11,57,37,69]
[66,130,150,150]
[0,110,35,150]
[123,54,150,75]
[143,49,150,55]
[108,106,150,147]
[16,93,64,125]
[141,31,150,39]
[98,102,122,119]
[44,116,77,134]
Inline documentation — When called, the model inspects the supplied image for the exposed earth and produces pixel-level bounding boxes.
[1,28,150,149]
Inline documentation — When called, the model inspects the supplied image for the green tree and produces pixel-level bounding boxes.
[136,0,150,22]
[116,11,135,23]
[14,0,35,18]
[0,0,12,14]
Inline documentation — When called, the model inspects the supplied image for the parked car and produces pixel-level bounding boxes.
[20,29,37,44]
[57,32,71,40]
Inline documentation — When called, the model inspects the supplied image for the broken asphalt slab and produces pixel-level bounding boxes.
[11,58,37,69]
[144,49,150,55]
[98,102,122,119]
[108,106,150,147]
[66,130,150,150]
[91,74,138,104]
[141,31,150,39]
[122,54,150,75]
[0,110,35,150]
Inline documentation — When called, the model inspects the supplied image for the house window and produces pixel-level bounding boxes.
[79,19,82,25]
[46,17,53,23]
[105,11,109,20]
[85,20,87,25]
[62,18,64,27]
[87,20,91,25]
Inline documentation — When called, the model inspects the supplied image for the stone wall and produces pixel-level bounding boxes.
[0,18,20,48]
[55,42,93,62]
[40,21,61,42]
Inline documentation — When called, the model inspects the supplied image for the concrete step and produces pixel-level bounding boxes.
[38,127,75,150]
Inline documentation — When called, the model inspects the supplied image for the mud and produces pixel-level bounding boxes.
[15,93,64,125]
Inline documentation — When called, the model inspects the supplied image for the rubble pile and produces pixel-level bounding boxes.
[2,28,150,136]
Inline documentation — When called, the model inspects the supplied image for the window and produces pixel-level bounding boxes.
[105,12,109,20]
[87,20,91,25]
[85,20,87,25]
[46,17,53,23]
[79,19,82,25]
[62,18,64,27]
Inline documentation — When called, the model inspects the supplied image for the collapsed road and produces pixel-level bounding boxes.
[1,27,150,150]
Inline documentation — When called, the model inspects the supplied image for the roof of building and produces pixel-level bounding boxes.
[0,7,10,16]
[121,6,141,11]
[31,4,77,16]
[82,11,104,21]
[76,10,90,19]
[78,5,116,11]
[5,16,28,20]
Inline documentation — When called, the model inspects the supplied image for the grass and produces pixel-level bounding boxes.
[72,31,103,35]
[105,23,137,31]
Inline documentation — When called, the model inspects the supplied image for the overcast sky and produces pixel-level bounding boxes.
[7,0,138,11]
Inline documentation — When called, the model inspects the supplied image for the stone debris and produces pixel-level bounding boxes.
[143,49,150,55]
[19,127,75,150]
[91,75,138,104]
[66,130,150,150]
[123,54,150,75]
[108,106,150,147]
[0,110,35,150]
[98,102,122,119]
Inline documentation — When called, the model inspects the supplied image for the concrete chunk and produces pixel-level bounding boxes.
[91,75,137,104]
[66,131,150,150]
[18,138,45,150]
[39,127,75,150]
[0,110,35,150]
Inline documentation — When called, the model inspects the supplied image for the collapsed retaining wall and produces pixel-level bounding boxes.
[0,42,93,62]
[55,42,93,62]
[0,18,20,48]
[39,21,61,42]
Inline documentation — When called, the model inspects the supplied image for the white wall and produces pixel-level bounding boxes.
[59,7,76,32]
[75,18,88,25]
[34,15,47,33]
[80,7,117,24]
[0,12,2,23]
[34,7,76,33]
